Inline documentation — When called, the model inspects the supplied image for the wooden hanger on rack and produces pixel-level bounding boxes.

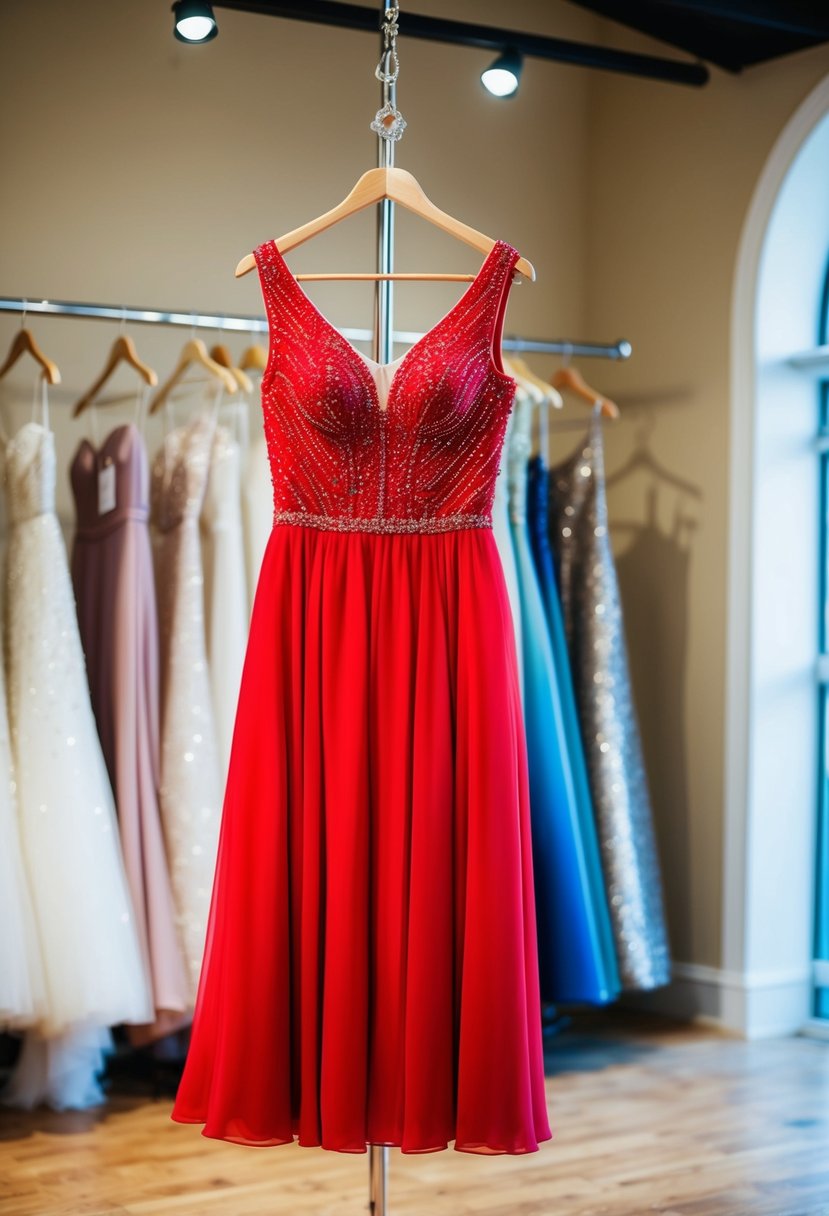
[234,167,535,283]
[0,327,61,385]
[550,364,620,420]
[72,334,157,417]
[149,338,238,414]
[239,343,268,373]
[508,356,563,409]
[210,344,253,395]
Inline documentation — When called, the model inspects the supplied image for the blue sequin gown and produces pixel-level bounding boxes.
[527,453,620,1000]
[507,392,619,1004]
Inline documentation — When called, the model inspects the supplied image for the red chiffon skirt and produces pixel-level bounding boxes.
[171,524,551,1154]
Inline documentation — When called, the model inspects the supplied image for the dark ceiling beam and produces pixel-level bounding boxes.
[565,0,829,73]
[641,0,829,37]
[214,0,710,87]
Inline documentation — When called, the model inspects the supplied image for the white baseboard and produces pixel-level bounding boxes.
[802,1017,829,1040]
[621,961,812,1039]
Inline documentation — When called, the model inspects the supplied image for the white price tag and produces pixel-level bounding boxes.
[98,463,116,515]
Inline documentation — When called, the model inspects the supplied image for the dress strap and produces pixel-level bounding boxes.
[134,382,150,433]
[32,376,50,431]
[252,240,287,383]
[489,242,521,375]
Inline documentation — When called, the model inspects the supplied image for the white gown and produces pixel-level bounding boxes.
[1,398,151,1109]
[491,408,524,705]
[241,374,272,611]
[201,423,248,781]
[0,600,45,1029]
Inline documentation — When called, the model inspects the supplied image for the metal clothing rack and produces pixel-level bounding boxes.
[0,297,632,365]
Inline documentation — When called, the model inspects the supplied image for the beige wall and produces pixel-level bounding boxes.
[0,0,596,524]
[2,1,829,985]
[584,26,829,970]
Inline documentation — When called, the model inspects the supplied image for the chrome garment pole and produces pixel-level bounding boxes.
[0,301,634,362]
[372,2,400,367]
[369,3,400,1212]
[369,1138,389,1216]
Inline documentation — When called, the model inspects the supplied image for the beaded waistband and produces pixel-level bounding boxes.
[273,509,492,535]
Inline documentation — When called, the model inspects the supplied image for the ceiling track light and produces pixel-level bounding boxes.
[173,1,218,44]
[481,48,523,98]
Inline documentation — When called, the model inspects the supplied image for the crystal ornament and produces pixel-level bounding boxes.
[370,102,407,142]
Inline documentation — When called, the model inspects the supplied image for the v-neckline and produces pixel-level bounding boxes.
[76,422,137,462]
[263,238,506,417]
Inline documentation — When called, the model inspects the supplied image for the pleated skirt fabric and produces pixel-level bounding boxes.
[172,523,551,1156]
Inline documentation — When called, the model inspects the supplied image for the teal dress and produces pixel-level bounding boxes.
[527,452,620,999]
[507,393,619,1005]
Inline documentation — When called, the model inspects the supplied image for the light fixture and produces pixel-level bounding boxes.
[481,48,523,98]
[173,1,218,44]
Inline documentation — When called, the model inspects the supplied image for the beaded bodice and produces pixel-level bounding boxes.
[3,423,56,524]
[254,237,521,535]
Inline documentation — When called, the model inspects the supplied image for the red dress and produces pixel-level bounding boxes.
[171,237,551,1155]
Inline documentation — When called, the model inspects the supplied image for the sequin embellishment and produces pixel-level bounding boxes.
[548,413,670,991]
[253,238,521,537]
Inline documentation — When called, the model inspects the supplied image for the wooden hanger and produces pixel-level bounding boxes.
[209,344,253,395]
[234,167,535,283]
[0,327,61,385]
[509,356,563,409]
[239,343,268,373]
[149,338,238,415]
[505,358,562,463]
[72,334,157,417]
[503,358,546,406]
[550,365,619,420]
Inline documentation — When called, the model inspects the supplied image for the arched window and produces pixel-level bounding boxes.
[726,80,829,1039]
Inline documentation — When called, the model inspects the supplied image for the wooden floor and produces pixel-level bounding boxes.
[1,1013,827,1216]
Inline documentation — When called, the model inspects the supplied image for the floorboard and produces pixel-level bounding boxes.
[1,1013,827,1216]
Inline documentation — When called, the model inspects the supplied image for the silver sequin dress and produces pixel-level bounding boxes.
[548,412,670,990]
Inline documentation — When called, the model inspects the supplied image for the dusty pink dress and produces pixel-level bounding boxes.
[71,423,189,1038]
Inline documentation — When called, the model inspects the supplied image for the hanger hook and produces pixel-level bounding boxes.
[190,311,197,342]
[563,340,573,368]
[20,299,27,330]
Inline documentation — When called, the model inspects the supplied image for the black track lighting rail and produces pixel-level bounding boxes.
[213,0,710,87]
